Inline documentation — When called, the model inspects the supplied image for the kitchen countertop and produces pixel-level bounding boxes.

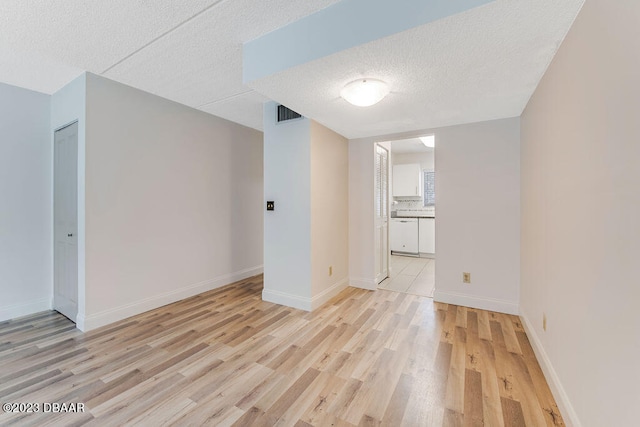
[391,213,435,219]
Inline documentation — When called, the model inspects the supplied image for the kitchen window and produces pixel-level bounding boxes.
[423,170,435,206]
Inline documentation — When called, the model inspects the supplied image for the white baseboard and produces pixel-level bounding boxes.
[262,277,349,312]
[262,288,311,311]
[433,290,519,315]
[349,276,377,290]
[311,278,349,310]
[77,265,263,331]
[520,310,581,427]
[0,298,51,322]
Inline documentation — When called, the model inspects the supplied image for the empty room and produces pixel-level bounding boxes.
[1,1,637,426]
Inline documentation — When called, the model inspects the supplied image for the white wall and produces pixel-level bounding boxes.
[263,104,349,310]
[434,118,520,314]
[310,120,349,306]
[520,1,640,425]
[0,83,52,321]
[82,73,263,330]
[51,73,87,324]
[349,118,520,312]
[262,102,312,308]
[392,150,434,170]
[348,139,376,289]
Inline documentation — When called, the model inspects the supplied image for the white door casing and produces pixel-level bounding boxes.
[53,122,78,322]
[375,144,389,284]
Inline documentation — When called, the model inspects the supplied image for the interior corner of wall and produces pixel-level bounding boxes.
[433,289,519,316]
[262,288,312,312]
[349,276,376,291]
[311,277,349,310]
[520,310,581,427]
[75,313,87,332]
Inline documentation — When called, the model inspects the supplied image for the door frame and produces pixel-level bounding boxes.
[374,143,390,285]
[53,120,79,323]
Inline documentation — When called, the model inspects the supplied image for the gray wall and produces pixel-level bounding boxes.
[82,73,264,329]
[0,83,52,320]
[520,1,640,425]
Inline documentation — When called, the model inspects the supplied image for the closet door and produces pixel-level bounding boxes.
[53,122,78,322]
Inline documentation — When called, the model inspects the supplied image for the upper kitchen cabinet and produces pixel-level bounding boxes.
[392,163,422,198]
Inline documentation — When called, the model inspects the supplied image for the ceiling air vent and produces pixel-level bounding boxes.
[277,105,302,122]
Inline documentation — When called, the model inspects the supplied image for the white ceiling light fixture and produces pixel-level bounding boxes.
[420,135,435,148]
[340,78,390,107]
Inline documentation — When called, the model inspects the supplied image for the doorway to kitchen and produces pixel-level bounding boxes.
[378,135,435,298]
[374,144,389,284]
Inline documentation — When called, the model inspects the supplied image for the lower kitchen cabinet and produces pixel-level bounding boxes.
[418,217,435,254]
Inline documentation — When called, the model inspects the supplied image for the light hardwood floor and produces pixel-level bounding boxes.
[379,255,435,297]
[0,276,563,426]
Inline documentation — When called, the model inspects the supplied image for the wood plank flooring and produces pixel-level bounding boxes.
[0,275,563,426]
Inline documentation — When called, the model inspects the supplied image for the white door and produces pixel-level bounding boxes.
[375,145,389,284]
[54,122,78,322]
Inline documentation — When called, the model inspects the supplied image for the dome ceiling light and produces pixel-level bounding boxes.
[340,78,389,107]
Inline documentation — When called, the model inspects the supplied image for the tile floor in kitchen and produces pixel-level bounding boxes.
[378,255,435,297]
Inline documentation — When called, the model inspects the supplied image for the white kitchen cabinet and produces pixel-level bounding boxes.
[392,164,422,197]
[419,217,435,254]
[390,218,419,254]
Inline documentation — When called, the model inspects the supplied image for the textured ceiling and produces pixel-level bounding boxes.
[0,0,584,137]
[248,0,585,138]
[0,0,340,130]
